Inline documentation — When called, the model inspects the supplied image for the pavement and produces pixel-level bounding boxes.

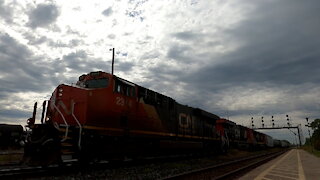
[239,149,320,180]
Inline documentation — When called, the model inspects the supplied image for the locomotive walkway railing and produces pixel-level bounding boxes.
[52,103,69,142]
[71,101,82,150]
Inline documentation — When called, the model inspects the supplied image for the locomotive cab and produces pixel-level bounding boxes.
[76,71,110,89]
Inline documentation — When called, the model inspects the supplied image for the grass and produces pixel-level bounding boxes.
[301,145,320,158]
[0,154,23,165]
[0,149,24,165]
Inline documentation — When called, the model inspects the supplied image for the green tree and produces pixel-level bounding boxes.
[310,119,320,150]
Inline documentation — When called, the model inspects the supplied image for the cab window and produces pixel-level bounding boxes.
[85,78,109,88]
[115,79,136,97]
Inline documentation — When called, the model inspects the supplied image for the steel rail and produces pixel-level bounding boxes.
[162,150,288,180]
[0,166,49,178]
[0,163,77,179]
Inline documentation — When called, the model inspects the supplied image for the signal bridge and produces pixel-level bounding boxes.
[252,124,303,147]
[250,115,303,147]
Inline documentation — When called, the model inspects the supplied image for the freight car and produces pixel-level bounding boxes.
[280,140,291,148]
[215,120,275,150]
[24,71,225,165]
[0,124,24,149]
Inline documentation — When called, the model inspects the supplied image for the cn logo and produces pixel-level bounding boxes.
[179,113,190,128]
[116,97,125,106]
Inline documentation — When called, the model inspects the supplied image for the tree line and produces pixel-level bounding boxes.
[305,118,320,150]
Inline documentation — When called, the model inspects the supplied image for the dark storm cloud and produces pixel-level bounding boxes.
[28,3,60,29]
[0,33,63,122]
[23,30,85,47]
[0,33,58,93]
[0,0,14,23]
[61,50,112,73]
[142,0,320,120]
[172,31,201,41]
[102,7,113,17]
[116,61,134,72]
[0,34,111,122]
[0,109,29,119]
[186,0,320,89]
[28,36,48,45]
[141,50,160,60]
[66,27,84,37]
[62,51,88,70]
[47,39,85,48]
[108,34,116,39]
[167,43,193,62]
[69,39,84,47]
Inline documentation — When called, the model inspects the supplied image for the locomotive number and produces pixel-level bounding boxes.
[116,97,125,106]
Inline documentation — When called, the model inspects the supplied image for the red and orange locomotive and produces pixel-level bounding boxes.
[25,71,227,164]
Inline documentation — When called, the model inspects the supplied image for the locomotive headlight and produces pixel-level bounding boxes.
[58,93,63,97]
[58,88,63,92]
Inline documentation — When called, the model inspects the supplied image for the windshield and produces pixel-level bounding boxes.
[85,78,109,88]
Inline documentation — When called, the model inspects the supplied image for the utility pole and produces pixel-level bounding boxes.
[289,128,298,147]
[110,48,115,75]
[297,124,302,147]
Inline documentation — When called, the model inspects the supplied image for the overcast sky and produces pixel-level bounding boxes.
[0,0,319,144]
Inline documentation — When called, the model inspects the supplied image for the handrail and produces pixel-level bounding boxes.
[40,100,47,124]
[71,101,82,150]
[52,103,69,142]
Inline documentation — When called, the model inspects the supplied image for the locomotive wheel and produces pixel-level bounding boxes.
[24,125,61,166]
[40,138,61,166]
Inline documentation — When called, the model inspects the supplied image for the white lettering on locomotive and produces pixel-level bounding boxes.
[179,113,190,128]
[116,97,125,106]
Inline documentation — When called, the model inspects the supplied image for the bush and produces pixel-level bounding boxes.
[314,140,320,151]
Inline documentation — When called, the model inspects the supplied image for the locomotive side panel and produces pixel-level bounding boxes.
[48,85,88,126]
[134,85,180,136]
[265,135,274,147]
[84,77,138,132]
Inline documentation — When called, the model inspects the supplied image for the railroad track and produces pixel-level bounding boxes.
[0,166,47,178]
[0,152,211,179]
[0,162,84,179]
[0,150,287,179]
[162,150,288,180]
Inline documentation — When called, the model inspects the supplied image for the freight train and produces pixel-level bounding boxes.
[0,124,24,149]
[24,71,289,165]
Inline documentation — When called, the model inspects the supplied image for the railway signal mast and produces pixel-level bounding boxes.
[253,115,302,147]
[251,117,254,129]
[271,116,275,128]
